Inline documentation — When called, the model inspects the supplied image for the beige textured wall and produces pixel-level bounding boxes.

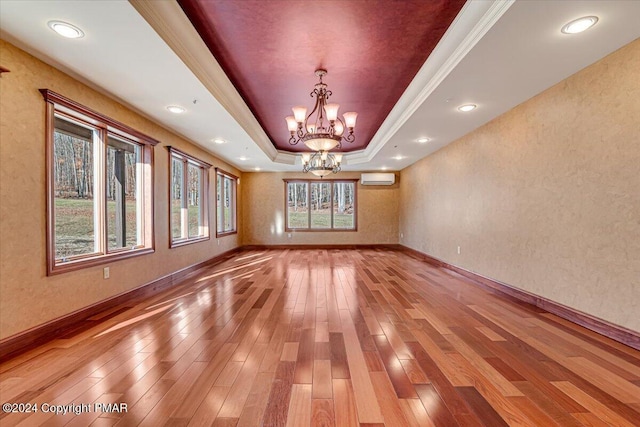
[0,40,241,339]
[242,172,399,245]
[399,39,640,332]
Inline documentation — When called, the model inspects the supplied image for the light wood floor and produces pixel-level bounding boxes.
[1,248,639,426]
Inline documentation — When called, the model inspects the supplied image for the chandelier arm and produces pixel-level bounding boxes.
[342,132,355,144]
[315,88,328,132]
[304,88,323,132]
[289,70,355,173]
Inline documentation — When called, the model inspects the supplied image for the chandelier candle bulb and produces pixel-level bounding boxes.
[286,69,357,156]
[292,106,307,123]
[324,103,340,121]
[343,111,358,129]
[301,151,342,176]
[286,116,298,132]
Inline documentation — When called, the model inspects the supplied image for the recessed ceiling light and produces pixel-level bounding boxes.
[213,138,226,144]
[166,105,185,114]
[254,167,261,171]
[561,16,599,34]
[381,166,388,171]
[48,21,84,39]
[458,104,477,112]
[417,137,430,143]
[239,156,248,161]
[393,155,404,160]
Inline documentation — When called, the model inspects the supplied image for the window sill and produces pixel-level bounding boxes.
[170,236,210,248]
[216,230,237,238]
[284,228,358,232]
[48,247,154,276]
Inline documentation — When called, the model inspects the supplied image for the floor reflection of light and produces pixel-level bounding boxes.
[93,304,174,338]
[196,292,212,307]
[420,389,439,414]
[145,291,195,310]
[132,334,148,353]
[196,257,272,283]
[234,251,267,262]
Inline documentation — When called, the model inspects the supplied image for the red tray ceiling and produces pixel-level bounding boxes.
[178,0,466,153]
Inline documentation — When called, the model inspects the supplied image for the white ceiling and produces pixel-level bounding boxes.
[1,0,639,173]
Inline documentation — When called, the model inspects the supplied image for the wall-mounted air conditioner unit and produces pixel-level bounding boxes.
[360,173,395,186]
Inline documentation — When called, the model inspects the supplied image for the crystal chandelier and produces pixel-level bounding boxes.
[286,69,357,152]
[302,150,343,177]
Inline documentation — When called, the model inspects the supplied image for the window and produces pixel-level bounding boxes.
[169,147,211,247]
[216,169,237,236]
[285,180,357,231]
[42,89,157,275]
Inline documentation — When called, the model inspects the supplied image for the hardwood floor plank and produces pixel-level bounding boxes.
[262,361,296,427]
[508,395,562,427]
[407,342,482,426]
[139,361,208,426]
[294,328,315,384]
[311,399,335,427]
[571,412,616,427]
[414,383,459,427]
[281,342,299,362]
[399,359,429,384]
[363,351,385,373]
[475,326,506,342]
[564,356,640,404]
[312,360,333,399]
[285,384,312,427]
[332,379,359,427]
[2,248,638,427]
[339,309,384,424]
[370,371,412,426]
[217,343,268,418]
[399,398,436,427]
[212,417,238,427]
[372,334,418,398]
[457,386,508,427]
[236,371,275,427]
[552,381,639,426]
[329,333,350,379]
[513,381,585,427]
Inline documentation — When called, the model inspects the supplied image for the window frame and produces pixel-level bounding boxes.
[168,146,212,248]
[215,168,238,237]
[42,89,157,275]
[284,179,358,232]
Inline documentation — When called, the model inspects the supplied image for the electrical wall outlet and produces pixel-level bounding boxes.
[103,267,110,279]
[400,232,404,239]
[288,233,292,239]
[457,246,461,255]
[217,239,220,245]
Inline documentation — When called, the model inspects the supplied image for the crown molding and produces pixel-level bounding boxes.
[273,151,298,165]
[129,0,278,162]
[356,0,516,165]
[131,0,513,168]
